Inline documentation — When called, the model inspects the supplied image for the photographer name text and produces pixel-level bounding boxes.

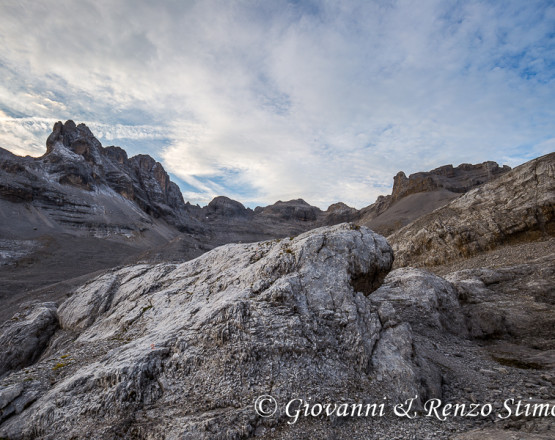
[253,395,555,425]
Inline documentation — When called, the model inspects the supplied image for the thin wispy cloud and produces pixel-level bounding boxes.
[0,0,553,208]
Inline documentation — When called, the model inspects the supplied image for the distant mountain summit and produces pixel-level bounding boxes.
[391,162,511,202]
[1,120,204,236]
[43,120,200,232]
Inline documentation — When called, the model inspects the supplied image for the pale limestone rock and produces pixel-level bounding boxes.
[0,224,457,439]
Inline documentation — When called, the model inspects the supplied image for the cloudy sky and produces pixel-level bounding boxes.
[1,0,554,208]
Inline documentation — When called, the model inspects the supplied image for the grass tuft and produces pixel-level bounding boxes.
[52,362,69,371]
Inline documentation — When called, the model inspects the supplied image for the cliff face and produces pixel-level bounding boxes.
[389,152,555,268]
[391,162,511,203]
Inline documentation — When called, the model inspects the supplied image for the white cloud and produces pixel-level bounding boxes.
[0,0,554,208]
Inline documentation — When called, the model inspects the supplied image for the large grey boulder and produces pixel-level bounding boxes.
[0,224,463,439]
[367,268,468,403]
[370,268,467,337]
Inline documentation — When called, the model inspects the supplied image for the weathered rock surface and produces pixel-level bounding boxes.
[0,224,476,439]
[203,196,251,218]
[0,382,42,425]
[360,189,463,236]
[389,153,555,268]
[322,202,360,225]
[452,428,554,440]
[445,252,555,367]
[371,268,467,337]
[0,223,553,439]
[0,302,58,377]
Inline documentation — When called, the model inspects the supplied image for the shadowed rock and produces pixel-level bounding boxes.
[0,302,59,378]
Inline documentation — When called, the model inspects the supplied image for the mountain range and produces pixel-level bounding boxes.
[0,121,553,439]
[0,120,514,322]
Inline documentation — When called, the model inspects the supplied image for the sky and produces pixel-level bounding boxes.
[0,0,554,209]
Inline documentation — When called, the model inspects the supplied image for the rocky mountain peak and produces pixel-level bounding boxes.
[103,145,129,164]
[45,120,103,165]
[326,202,354,212]
[0,120,201,234]
[323,202,359,225]
[205,196,249,217]
[258,198,322,221]
[391,161,511,203]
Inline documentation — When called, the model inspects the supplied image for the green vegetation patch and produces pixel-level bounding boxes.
[52,362,69,371]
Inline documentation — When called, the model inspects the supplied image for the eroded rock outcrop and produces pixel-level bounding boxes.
[391,161,511,203]
[323,202,359,225]
[446,252,555,350]
[0,224,472,439]
[389,153,555,268]
[357,161,511,236]
[371,268,467,337]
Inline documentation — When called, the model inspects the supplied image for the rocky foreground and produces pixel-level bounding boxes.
[0,223,553,439]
